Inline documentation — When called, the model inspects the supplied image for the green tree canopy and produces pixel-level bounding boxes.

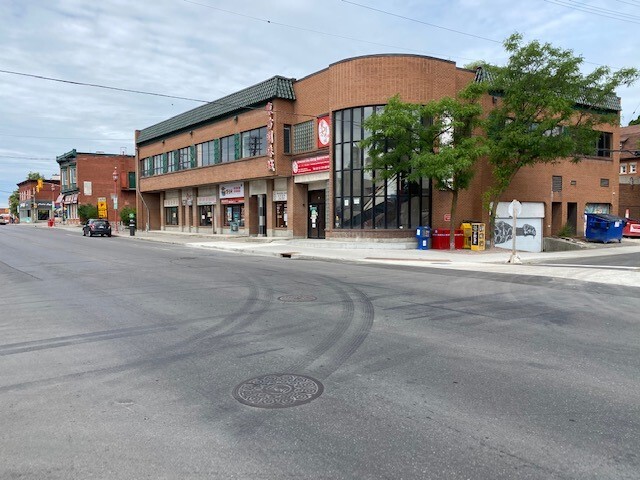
[27,172,44,180]
[479,33,639,240]
[360,86,487,249]
[629,114,640,126]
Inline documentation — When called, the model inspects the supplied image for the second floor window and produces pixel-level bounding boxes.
[293,121,314,153]
[241,127,266,158]
[220,135,235,162]
[596,132,612,158]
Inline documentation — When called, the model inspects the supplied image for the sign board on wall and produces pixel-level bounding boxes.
[220,182,244,204]
[197,196,217,206]
[273,191,287,202]
[317,116,331,148]
[292,155,330,175]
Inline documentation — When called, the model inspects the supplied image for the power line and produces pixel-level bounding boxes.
[0,69,211,103]
[0,155,55,160]
[181,0,479,61]
[341,0,502,44]
[543,0,640,24]
[0,133,132,141]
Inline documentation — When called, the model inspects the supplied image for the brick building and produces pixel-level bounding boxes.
[135,54,622,241]
[56,150,136,225]
[619,124,640,219]
[17,178,60,223]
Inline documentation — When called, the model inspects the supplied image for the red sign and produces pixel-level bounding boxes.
[292,155,330,175]
[444,213,451,222]
[317,116,331,148]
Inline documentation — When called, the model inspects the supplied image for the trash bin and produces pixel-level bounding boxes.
[623,218,640,237]
[416,226,431,250]
[585,213,626,243]
[230,221,239,233]
[432,229,464,249]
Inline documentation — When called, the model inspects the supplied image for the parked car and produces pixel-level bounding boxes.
[83,219,112,237]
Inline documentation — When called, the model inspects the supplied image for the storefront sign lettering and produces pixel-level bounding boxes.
[292,155,330,175]
[266,102,276,172]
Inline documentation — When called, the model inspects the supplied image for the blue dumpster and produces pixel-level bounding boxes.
[585,213,626,243]
[417,226,431,250]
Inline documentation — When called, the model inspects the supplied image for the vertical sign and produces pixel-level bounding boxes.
[317,115,330,149]
[266,102,275,172]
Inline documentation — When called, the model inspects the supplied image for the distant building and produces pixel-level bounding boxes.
[56,150,136,225]
[17,178,61,223]
[619,124,640,219]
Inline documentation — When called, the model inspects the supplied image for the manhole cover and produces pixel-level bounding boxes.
[233,373,324,409]
[278,294,317,302]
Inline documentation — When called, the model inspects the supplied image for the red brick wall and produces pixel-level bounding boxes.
[76,153,136,223]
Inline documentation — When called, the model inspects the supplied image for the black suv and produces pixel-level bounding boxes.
[83,219,112,237]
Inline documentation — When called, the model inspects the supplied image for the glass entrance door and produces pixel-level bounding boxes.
[308,190,325,239]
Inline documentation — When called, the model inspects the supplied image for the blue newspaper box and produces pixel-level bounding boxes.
[416,226,431,250]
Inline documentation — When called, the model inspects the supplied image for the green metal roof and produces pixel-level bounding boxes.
[137,76,296,144]
[474,66,621,112]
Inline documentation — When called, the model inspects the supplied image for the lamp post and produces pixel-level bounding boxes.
[112,167,119,233]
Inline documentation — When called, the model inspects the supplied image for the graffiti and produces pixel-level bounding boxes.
[494,220,536,245]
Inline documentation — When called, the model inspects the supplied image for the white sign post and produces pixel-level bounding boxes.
[507,199,522,264]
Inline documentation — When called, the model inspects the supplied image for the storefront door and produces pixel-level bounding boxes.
[308,190,325,239]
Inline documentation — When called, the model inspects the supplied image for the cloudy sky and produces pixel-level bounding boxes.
[1,0,639,207]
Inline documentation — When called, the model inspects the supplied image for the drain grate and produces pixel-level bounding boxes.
[233,373,324,409]
[278,294,317,303]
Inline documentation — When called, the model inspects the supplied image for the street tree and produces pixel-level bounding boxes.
[477,33,639,241]
[360,87,487,249]
[27,172,44,180]
[9,190,19,217]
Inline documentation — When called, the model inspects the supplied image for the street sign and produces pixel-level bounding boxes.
[508,199,522,218]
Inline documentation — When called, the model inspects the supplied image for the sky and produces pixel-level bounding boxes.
[1,0,639,208]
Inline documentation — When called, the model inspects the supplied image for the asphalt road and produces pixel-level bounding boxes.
[1,226,639,479]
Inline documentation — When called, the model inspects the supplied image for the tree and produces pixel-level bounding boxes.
[27,172,44,180]
[478,33,639,242]
[629,115,640,126]
[77,204,98,222]
[360,86,487,249]
[9,190,19,217]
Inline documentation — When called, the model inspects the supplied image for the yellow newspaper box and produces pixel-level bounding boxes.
[471,223,485,251]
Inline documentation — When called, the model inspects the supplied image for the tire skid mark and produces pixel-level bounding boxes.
[309,280,375,380]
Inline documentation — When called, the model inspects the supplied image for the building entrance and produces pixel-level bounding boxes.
[308,190,325,239]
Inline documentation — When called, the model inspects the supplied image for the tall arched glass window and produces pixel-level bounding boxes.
[333,106,431,230]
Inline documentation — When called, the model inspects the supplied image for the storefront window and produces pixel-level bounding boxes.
[275,202,287,228]
[224,205,245,226]
[165,207,178,225]
[333,106,430,230]
[199,205,213,226]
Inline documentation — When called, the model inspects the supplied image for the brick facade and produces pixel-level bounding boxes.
[56,150,136,225]
[619,125,640,219]
[136,54,621,240]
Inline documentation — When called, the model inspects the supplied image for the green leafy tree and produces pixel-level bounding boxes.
[77,204,98,223]
[120,206,136,224]
[629,115,640,126]
[360,87,487,249]
[27,172,44,180]
[479,33,639,241]
[9,190,19,217]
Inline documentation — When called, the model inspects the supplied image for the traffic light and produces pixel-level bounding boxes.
[36,178,43,192]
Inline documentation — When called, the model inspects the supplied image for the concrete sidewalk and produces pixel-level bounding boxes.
[31,222,640,287]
